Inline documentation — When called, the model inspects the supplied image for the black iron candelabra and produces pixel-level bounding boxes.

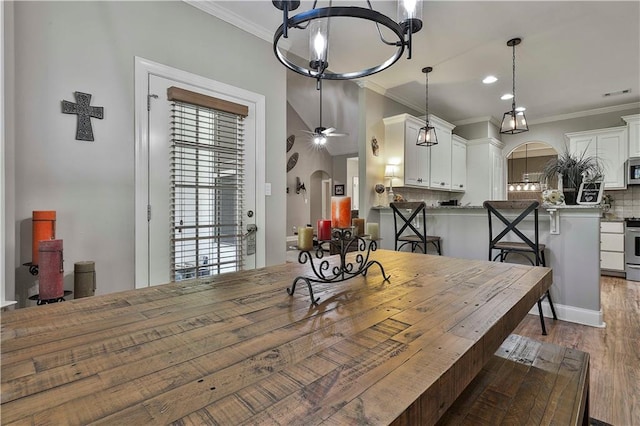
[288,227,390,306]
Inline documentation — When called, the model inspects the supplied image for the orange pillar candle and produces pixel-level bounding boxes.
[331,196,352,228]
[317,220,332,241]
[352,218,365,236]
[297,227,314,251]
[32,210,56,265]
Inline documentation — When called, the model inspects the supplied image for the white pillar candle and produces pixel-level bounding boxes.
[366,222,379,240]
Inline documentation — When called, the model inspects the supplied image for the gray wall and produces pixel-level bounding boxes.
[6,1,286,305]
[286,103,333,236]
[361,88,422,222]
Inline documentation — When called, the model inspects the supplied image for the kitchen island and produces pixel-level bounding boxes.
[1,250,551,425]
[376,204,603,327]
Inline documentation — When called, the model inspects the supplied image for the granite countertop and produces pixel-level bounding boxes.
[374,204,603,211]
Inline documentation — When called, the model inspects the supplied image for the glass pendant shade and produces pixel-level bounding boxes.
[308,18,329,72]
[417,125,438,147]
[500,109,529,134]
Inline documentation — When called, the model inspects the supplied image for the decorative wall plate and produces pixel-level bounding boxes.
[286,135,295,153]
[287,152,299,172]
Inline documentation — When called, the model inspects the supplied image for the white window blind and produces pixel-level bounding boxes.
[169,87,247,281]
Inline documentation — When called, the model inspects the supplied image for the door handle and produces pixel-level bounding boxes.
[245,224,258,255]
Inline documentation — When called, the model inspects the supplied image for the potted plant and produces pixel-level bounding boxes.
[541,146,604,205]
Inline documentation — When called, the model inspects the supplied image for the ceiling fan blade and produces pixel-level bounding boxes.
[327,132,348,137]
[322,127,336,135]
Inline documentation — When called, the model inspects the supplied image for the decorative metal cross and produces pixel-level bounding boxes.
[61,92,104,141]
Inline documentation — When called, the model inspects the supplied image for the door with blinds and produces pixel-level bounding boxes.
[146,74,258,286]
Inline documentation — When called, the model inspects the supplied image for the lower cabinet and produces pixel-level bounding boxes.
[600,221,624,274]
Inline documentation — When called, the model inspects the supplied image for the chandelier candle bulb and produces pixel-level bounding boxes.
[331,196,352,228]
[317,220,332,241]
[352,218,365,236]
[366,222,380,240]
[297,227,314,251]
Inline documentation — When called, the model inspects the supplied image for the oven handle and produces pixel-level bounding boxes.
[627,265,640,269]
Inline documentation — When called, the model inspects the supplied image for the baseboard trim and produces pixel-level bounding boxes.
[528,302,605,328]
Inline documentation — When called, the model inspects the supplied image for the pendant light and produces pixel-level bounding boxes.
[417,66,437,147]
[500,38,529,134]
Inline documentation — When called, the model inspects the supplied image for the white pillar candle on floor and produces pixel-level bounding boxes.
[366,222,379,240]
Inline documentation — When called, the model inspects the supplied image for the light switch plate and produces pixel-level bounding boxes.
[265,182,272,196]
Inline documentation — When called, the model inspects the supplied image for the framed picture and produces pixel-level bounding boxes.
[334,184,345,196]
[577,181,604,205]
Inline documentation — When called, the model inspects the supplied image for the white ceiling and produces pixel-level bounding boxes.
[190,1,640,153]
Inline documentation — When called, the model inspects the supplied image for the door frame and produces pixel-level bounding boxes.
[134,57,266,288]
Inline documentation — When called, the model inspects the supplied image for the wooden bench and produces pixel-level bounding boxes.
[437,334,590,426]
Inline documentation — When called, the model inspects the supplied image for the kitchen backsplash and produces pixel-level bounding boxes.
[605,186,640,218]
[391,187,464,206]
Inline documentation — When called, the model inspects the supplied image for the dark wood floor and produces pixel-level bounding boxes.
[514,276,640,426]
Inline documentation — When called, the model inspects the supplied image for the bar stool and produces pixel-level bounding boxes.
[483,200,557,335]
[390,202,442,255]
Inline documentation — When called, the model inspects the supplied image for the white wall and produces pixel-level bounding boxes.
[6,1,286,306]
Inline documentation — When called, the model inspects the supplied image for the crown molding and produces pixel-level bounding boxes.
[357,80,424,114]
[183,0,291,51]
[529,101,640,125]
[453,115,502,128]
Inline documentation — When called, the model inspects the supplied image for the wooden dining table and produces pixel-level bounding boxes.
[1,250,552,425]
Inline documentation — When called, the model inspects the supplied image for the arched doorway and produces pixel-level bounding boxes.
[506,142,558,200]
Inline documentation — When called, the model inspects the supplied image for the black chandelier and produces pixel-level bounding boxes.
[500,37,529,134]
[417,66,437,147]
[272,0,423,81]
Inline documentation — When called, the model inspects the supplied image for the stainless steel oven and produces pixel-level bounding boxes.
[625,218,640,281]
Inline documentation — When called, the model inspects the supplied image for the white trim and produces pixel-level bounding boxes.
[357,80,424,113]
[466,137,505,149]
[183,0,291,51]
[529,102,640,125]
[453,115,502,129]
[530,301,605,328]
[134,57,266,288]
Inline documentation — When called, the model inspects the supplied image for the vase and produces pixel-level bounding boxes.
[563,188,578,205]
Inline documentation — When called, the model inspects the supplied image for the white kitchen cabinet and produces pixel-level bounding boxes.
[567,126,628,189]
[384,113,460,191]
[451,135,467,192]
[383,114,430,188]
[623,114,640,158]
[460,137,505,206]
[600,221,624,274]
[426,115,456,190]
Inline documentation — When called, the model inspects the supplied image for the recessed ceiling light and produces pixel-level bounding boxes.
[515,106,526,112]
[483,76,498,84]
[501,93,514,100]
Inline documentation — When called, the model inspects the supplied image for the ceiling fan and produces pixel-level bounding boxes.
[304,80,348,146]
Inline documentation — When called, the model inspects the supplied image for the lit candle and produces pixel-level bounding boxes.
[366,222,379,240]
[317,219,332,241]
[352,218,365,236]
[32,210,56,265]
[297,226,314,251]
[331,196,352,228]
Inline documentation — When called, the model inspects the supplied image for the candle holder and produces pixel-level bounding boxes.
[288,227,390,306]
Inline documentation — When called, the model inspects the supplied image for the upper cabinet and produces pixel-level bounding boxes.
[383,114,430,187]
[623,114,640,157]
[451,135,468,192]
[461,138,504,206]
[383,113,460,192]
[567,126,628,189]
[427,115,456,190]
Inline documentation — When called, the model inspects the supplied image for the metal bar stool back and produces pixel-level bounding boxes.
[483,200,557,334]
[390,202,442,255]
